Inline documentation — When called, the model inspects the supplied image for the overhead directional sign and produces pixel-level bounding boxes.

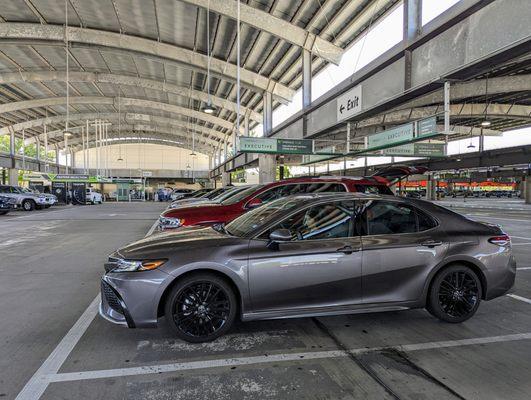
[417,116,438,138]
[240,137,333,155]
[337,85,362,122]
[382,143,446,157]
[367,123,414,150]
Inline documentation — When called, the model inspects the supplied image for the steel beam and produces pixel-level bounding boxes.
[0,23,294,102]
[180,0,343,65]
[302,49,312,109]
[0,71,262,122]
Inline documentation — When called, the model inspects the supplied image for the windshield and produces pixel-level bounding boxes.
[215,186,253,202]
[204,188,225,199]
[221,185,264,205]
[225,196,307,237]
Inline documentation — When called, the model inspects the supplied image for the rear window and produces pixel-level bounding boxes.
[355,185,393,195]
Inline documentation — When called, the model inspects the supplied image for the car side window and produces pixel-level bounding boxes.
[263,201,355,241]
[359,201,436,235]
[306,183,346,193]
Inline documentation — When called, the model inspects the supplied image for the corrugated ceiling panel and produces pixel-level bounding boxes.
[155,0,198,48]
[100,52,138,76]
[30,0,82,26]
[0,0,40,22]
[69,48,110,72]
[114,0,159,40]
[69,0,121,31]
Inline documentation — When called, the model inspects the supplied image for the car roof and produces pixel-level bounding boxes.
[263,175,388,186]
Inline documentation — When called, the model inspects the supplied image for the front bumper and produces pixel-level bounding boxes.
[99,269,172,328]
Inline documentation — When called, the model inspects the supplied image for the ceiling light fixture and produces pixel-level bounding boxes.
[202,0,216,115]
[63,131,73,138]
[481,120,491,127]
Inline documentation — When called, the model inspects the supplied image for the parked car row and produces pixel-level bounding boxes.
[0,185,57,213]
[99,167,515,343]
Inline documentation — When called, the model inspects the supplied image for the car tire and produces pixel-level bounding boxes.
[0,211,8,215]
[36,205,43,210]
[165,273,237,343]
[44,205,51,208]
[427,264,482,323]
[22,199,35,211]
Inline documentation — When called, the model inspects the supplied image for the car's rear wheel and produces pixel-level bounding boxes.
[165,273,237,343]
[0,211,8,215]
[427,265,482,323]
[22,199,35,211]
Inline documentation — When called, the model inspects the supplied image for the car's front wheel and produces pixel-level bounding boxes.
[427,265,482,323]
[165,273,237,343]
[22,199,35,211]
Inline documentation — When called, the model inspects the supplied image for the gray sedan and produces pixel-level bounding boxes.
[100,193,516,342]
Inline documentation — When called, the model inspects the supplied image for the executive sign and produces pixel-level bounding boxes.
[417,117,438,138]
[383,142,446,157]
[367,123,414,150]
[239,137,314,155]
[337,85,362,122]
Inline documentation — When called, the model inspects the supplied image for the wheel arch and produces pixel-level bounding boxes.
[423,257,488,303]
[157,268,244,320]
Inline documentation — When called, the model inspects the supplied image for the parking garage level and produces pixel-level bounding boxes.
[1,201,530,399]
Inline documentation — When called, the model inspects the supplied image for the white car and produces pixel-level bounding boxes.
[86,187,103,204]
[0,185,56,211]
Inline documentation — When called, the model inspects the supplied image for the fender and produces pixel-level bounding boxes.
[420,254,488,304]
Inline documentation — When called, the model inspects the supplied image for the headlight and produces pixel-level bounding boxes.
[112,259,167,273]
[38,194,46,198]
[159,216,184,228]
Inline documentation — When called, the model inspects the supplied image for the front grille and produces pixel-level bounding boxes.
[101,281,124,315]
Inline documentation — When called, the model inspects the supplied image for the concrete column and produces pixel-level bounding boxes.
[258,154,276,184]
[263,91,273,136]
[403,0,422,42]
[525,176,531,205]
[9,127,15,156]
[425,178,433,200]
[244,113,250,137]
[221,171,231,187]
[302,49,312,108]
[8,168,18,186]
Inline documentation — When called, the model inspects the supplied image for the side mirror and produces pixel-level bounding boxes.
[246,197,263,209]
[269,229,292,242]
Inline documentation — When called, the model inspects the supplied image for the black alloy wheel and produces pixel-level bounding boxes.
[427,265,482,323]
[165,273,237,342]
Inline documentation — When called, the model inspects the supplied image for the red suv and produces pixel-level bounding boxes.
[158,175,395,230]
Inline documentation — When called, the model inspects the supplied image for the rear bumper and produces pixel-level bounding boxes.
[485,253,517,300]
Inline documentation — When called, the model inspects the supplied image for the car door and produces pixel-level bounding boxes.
[358,199,448,304]
[247,200,363,313]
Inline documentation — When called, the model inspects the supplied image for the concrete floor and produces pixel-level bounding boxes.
[1,201,531,400]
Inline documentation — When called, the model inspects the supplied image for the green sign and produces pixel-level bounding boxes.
[278,139,313,154]
[367,123,414,150]
[383,142,446,157]
[239,137,277,153]
[417,117,438,138]
[239,137,317,155]
[22,172,112,183]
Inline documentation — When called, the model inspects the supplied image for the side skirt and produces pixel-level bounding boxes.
[242,302,420,322]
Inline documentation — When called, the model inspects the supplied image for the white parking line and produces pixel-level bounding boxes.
[14,217,160,400]
[46,332,531,383]
[15,295,100,400]
[145,219,159,237]
[512,243,531,246]
[466,215,529,223]
[507,294,531,305]
[517,267,531,271]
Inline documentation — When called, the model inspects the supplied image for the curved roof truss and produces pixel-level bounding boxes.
[0,71,262,122]
[0,23,295,102]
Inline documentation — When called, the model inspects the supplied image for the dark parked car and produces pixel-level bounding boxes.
[100,193,516,342]
[0,194,15,215]
[158,176,394,230]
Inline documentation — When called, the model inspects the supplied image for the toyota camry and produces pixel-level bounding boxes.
[100,193,516,342]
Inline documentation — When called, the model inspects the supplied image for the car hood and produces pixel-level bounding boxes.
[116,226,236,259]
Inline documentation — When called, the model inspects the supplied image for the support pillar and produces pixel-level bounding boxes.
[8,168,18,186]
[525,175,531,205]
[263,91,273,137]
[221,171,231,187]
[302,49,312,109]
[403,0,422,41]
[258,154,276,184]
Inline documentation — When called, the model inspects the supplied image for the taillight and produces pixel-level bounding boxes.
[488,235,511,246]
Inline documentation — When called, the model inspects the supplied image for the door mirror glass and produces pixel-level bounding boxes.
[246,197,263,209]
[269,228,292,242]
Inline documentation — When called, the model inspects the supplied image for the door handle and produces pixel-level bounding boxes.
[336,245,360,254]
[420,240,443,248]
